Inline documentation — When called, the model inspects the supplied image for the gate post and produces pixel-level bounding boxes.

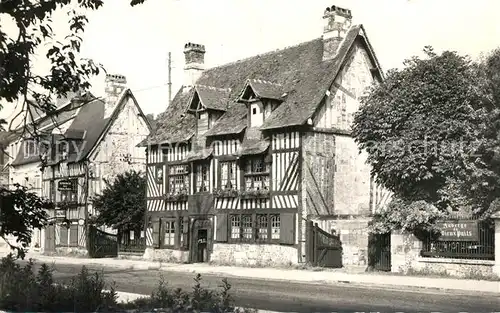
[492,211,500,276]
[305,221,312,264]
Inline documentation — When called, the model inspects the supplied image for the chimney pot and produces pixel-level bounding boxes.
[183,42,206,87]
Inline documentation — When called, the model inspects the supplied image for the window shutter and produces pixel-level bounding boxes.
[69,224,78,246]
[279,213,295,245]
[182,217,189,249]
[174,217,181,249]
[60,227,68,245]
[152,218,161,248]
[216,214,228,242]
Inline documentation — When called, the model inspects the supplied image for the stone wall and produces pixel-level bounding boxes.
[143,248,190,263]
[211,244,298,267]
[391,231,496,278]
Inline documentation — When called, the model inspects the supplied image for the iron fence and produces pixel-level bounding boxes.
[421,215,494,260]
[118,231,146,254]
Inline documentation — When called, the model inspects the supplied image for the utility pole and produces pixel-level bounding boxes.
[168,52,172,108]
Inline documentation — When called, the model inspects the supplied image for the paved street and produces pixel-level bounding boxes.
[18,261,500,312]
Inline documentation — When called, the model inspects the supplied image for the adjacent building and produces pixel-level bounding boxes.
[40,74,152,254]
[142,5,389,266]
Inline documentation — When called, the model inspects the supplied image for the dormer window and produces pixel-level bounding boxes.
[187,85,230,136]
[237,79,284,128]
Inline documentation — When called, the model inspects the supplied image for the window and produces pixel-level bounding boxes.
[220,161,236,190]
[58,180,77,203]
[155,165,164,184]
[242,215,253,239]
[168,165,189,194]
[244,157,269,191]
[230,215,241,239]
[195,163,209,192]
[256,214,268,240]
[24,140,38,158]
[163,220,175,247]
[271,214,280,240]
[252,108,257,115]
[228,214,280,243]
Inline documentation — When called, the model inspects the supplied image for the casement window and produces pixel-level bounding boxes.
[168,164,189,194]
[220,161,237,190]
[58,180,77,203]
[195,163,210,193]
[163,220,175,247]
[244,156,269,191]
[270,214,280,240]
[230,215,241,239]
[24,140,38,158]
[227,213,282,243]
[256,214,268,241]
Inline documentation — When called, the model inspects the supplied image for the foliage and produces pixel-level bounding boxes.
[91,170,146,231]
[368,197,448,236]
[239,188,270,199]
[122,273,252,313]
[0,254,116,312]
[353,46,487,209]
[0,184,51,259]
[352,46,500,233]
[0,255,252,313]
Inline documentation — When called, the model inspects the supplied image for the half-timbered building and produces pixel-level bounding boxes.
[39,74,152,254]
[143,5,388,266]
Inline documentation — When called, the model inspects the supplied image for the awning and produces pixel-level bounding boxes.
[233,140,270,157]
[185,147,213,162]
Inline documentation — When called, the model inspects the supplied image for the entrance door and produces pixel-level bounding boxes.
[44,224,56,253]
[190,218,212,263]
[197,229,208,262]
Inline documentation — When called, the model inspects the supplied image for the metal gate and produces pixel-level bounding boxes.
[305,221,343,268]
[88,225,118,258]
[368,232,391,271]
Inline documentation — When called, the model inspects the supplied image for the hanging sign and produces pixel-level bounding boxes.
[58,179,75,191]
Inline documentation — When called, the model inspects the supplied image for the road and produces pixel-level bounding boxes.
[17,261,500,312]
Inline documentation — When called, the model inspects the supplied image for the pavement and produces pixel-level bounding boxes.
[8,251,500,295]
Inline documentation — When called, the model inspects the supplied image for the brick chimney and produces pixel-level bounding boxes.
[104,74,127,119]
[322,5,353,61]
[183,43,205,87]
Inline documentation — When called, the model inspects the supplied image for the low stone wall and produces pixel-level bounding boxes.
[143,248,189,263]
[211,243,297,266]
[390,231,495,277]
[48,247,89,257]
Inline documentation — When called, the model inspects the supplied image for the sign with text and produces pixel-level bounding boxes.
[58,179,75,191]
[436,220,479,241]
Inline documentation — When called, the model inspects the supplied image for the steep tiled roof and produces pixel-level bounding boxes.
[195,85,231,111]
[204,102,247,137]
[149,24,379,144]
[144,88,196,145]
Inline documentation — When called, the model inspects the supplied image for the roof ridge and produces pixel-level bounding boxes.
[196,84,231,92]
[205,37,323,71]
[249,78,282,86]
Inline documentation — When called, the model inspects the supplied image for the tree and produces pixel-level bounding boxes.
[352,46,493,233]
[0,184,52,259]
[0,0,147,257]
[91,170,146,232]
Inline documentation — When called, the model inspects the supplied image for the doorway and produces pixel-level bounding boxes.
[190,218,212,263]
[197,229,208,262]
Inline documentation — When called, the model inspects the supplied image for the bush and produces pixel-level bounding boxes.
[0,255,251,312]
[0,254,116,312]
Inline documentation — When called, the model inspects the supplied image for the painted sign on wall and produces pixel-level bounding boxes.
[436,220,479,241]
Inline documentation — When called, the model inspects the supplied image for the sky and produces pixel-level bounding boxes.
[1,0,500,123]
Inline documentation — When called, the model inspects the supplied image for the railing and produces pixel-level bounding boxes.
[118,231,146,254]
[421,215,494,261]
